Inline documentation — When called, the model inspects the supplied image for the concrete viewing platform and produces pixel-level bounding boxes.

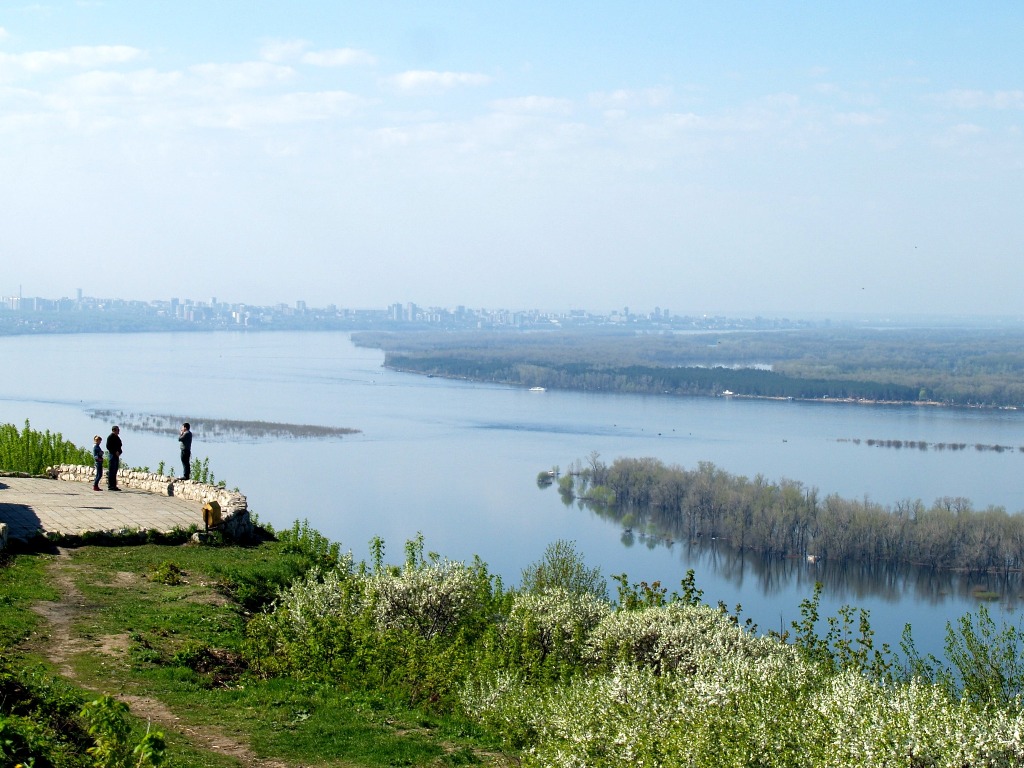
[0,474,232,545]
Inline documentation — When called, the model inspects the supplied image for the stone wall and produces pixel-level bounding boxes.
[47,464,253,540]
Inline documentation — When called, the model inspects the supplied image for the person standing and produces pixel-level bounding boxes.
[91,435,104,490]
[106,425,123,490]
[178,422,192,480]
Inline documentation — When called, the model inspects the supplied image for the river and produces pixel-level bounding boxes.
[2,329,1023,659]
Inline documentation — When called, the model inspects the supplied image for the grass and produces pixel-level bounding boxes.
[2,539,512,767]
[0,550,58,646]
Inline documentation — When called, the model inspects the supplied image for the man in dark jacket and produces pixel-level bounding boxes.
[106,426,123,490]
[179,422,192,480]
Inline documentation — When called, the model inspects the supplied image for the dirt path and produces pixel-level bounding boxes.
[28,548,292,768]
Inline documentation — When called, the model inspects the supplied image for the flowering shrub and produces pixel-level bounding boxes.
[586,601,785,675]
[497,588,610,679]
[242,533,1024,764]
[246,538,506,706]
[243,564,365,679]
[467,638,1024,767]
[365,558,491,640]
[466,604,819,766]
[804,669,1024,767]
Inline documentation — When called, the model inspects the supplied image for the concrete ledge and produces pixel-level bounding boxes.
[46,464,253,540]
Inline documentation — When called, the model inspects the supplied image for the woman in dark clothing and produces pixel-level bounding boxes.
[92,435,103,490]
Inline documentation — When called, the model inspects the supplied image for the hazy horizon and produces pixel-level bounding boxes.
[2,2,1021,318]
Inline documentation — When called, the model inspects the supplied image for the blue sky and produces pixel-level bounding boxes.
[1,2,1021,317]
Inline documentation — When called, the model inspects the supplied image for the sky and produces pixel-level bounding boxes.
[1,2,1022,318]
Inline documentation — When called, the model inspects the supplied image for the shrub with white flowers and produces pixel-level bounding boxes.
[803,669,1024,767]
[241,533,1024,765]
[271,563,358,631]
[503,587,611,665]
[365,557,490,639]
[586,601,785,675]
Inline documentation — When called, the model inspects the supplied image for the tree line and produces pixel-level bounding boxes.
[559,454,1024,572]
[387,353,925,402]
[358,325,1024,406]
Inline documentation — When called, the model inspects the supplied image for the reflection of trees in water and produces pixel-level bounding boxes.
[578,493,1024,608]
[565,455,1024,573]
[89,410,359,441]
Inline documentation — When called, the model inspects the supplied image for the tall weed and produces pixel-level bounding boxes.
[0,419,92,474]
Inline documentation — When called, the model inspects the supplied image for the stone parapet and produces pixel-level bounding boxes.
[46,464,253,540]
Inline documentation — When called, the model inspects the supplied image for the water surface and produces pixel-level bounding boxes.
[2,330,1023,658]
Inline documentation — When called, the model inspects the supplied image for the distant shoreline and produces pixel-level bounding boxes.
[386,365,1022,414]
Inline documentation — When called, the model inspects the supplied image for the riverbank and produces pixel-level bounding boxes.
[387,362,1023,413]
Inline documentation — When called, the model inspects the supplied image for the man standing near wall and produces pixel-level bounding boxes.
[179,422,192,480]
[106,426,123,490]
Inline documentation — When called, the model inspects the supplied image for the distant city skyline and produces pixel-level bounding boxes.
[3,289,1019,331]
[2,3,1022,317]
[0,288,778,324]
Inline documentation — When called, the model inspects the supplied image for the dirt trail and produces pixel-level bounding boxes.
[28,548,292,768]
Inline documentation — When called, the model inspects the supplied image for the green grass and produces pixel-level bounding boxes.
[2,540,511,767]
[0,551,58,646]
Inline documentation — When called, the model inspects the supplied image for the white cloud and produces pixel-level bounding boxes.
[0,26,9,41]
[188,88,365,130]
[488,95,572,115]
[260,39,310,63]
[303,48,376,67]
[272,90,363,121]
[589,87,672,109]
[0,44,142,73]
[188,61,295,90]
[929,121,988,150]
[833,111,884,127]
[932,89,1024,110]
[67,68,183,97]
[388,70,491,92]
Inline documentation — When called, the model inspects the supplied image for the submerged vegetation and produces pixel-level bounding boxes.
[553,454,1024,572]
[838,436,1024,453]
[89,409,360,441]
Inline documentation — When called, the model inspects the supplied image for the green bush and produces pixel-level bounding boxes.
[0,656,168,767]
[0,419,93,474]
[238,536,1024,766]
[244,535,507,709]
[520,539,608,602]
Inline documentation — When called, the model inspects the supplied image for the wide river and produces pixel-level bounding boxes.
[3,330,1024,659]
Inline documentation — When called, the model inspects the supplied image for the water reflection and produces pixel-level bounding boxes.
[586,496,1024,613]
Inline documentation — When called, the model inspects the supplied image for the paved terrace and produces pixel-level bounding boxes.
[0,476,204,542]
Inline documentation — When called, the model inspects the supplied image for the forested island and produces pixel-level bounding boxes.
[355,325,1024,408]
[549,455,1024,573]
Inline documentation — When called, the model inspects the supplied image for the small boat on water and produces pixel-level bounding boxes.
[529,386,546,392]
